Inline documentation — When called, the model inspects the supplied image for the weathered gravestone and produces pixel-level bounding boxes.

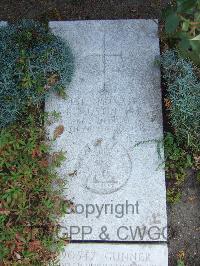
[46,20,168,265]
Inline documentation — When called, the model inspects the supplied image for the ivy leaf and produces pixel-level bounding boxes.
[165,13,180,33]
[179,37,191,50]
[190,39,200,52]
[162,6,174,19]
[191,34,200,40]
[194,12,200,22]
[177,0,196,13]
[182,21,190,32]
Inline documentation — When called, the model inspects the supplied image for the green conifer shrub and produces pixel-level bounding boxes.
[161,50,200,152]
[0,20,74,128]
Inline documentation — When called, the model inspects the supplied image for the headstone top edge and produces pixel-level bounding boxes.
[49,19,159,25]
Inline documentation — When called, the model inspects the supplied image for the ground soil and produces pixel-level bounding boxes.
[0,0,169,21]
[168,171,200,266]
[0,1,199,266]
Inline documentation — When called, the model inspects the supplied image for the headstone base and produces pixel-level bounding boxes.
[59,243,168,266]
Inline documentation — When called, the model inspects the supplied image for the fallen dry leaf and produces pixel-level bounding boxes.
[28,240,42,252]
[47,73,59,86]
[15,242,24,253]
[164,98,172,109]
[32,146,42,158]
[177,250,185,260]
[68,170,77,177]
[39,159,49,168]
[0,209,10,215]
[14,252,21,260]
[188,196,197,202]
[194,154,200,169]
[53,125,64,139]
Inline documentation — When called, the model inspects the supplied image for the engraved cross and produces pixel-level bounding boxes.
[93,33,123,91]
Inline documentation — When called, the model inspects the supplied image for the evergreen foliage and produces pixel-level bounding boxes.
[0,20,74,128]
[161,50,200,152]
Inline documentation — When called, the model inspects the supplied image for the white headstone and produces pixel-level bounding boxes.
[59,243,168,266]
[46,20,167,243]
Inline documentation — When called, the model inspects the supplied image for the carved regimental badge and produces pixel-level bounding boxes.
[76,139,132,195]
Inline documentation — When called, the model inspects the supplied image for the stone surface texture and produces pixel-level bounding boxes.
[59,243,168,266]
[46,20,167,242]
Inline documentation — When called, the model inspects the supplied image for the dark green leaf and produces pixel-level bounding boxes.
[179,37,191,50]
[165,13,180,34]
[182,21,190,31]
[177,0,197,13]
[162,6,176,19]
